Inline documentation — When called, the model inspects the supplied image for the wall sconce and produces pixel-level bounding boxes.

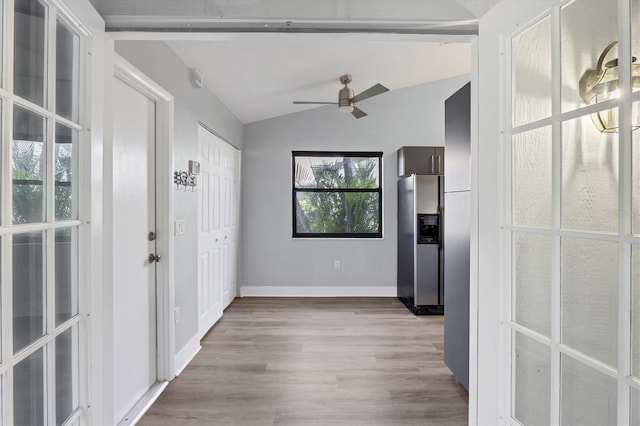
[579,41,640,133]
[174,160,200,192]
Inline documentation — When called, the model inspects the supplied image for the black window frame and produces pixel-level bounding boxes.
[292,150,383,238]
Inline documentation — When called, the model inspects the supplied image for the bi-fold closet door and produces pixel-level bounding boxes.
[197,124,241,338]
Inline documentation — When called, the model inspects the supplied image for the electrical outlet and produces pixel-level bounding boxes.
[174,306,181,324]
[334,260,341,270]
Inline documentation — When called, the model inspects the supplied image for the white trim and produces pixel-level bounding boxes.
[104,15,479,28]
[468,34,480,426]
[50,0,93,37]
[112,53,176,382]
[174,334,202,377]
[98,36,116,426]
[239,285,396,297]
[107,30,476,44]
[475,2,561,424]
[546,6,561,425]
[153,80,176,383]
[113,58,172,103]
[616,1,633,424]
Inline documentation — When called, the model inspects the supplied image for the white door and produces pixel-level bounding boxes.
[221,147,240,308]
[112,76,158,423]
[197,125,224,336]
[197,125,240,337]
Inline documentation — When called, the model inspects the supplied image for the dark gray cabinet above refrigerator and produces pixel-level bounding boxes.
[397,146,444,176]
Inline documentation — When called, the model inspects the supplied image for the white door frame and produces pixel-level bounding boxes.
[112,54,175,383]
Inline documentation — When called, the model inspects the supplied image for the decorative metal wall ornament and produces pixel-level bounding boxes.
[579,40,640,132]
[174,161,200,191]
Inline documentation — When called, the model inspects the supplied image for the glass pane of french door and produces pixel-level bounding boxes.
[12,231,45,353]
[12,105,46,224]
[634,245,640,379]
[560,355,617,425]
[561,0,618,114]
[55,228,77,326]
[634,105,640,235]
[512,15,552,127]
[54,124,78,221]
[55,325,78,425]
[14,0,46,107]
[513,332,550,425]
[561,114,618,234]
[513,232,552,337]
[55,19,79,122]
[561,238,618,367]
[632,387,640,425]
[13,348,45,425]
[512,127,552,228]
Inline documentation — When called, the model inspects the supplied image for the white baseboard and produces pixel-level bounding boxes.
[239,285,396,297]
[174,334,201,377]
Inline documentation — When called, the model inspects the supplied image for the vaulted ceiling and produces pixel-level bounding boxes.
[91,0,496,123]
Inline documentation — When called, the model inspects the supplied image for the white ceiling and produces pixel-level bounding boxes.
[166,36,471,123]
[91,0,490,123]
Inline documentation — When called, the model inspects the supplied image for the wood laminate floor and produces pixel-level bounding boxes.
[139,297,468,426]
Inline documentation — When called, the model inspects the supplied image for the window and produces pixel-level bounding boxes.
[292,151,383,238]
[2,0,85,424]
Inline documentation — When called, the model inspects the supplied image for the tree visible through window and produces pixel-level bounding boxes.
[292,151,383,238]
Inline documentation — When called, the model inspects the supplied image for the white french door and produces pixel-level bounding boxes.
[197,124,240,338]
[0,0,87,424]
[501,0,640,424]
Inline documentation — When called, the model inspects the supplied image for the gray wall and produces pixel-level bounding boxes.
[240,74,470,292]
[114,41,243,353]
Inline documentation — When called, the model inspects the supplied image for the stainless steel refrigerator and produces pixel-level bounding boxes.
[397,171,444,315]
[443,82,471,390]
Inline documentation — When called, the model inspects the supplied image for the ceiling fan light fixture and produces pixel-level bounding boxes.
[339,103,354,113]
[292,74,388,119]
[339,86,354,113]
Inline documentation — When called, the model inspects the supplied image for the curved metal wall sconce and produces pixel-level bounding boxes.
[579,40,640,133]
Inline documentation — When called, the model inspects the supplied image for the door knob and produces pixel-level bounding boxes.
[148,253,161,263]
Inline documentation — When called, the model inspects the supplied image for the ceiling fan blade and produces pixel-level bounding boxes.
[352,106,368,119]
[352,83,389,103]
[293,101,338,105]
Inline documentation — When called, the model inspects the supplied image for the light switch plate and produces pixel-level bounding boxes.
[189,68,203,88]
[174,219,186,235]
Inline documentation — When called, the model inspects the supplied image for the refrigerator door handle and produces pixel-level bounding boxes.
[437,155,441,174]
[430,155,435,174]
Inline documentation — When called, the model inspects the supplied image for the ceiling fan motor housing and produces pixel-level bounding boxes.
[339,86,354,112]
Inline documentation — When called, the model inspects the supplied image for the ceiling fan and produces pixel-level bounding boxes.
[293,74,389,119]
